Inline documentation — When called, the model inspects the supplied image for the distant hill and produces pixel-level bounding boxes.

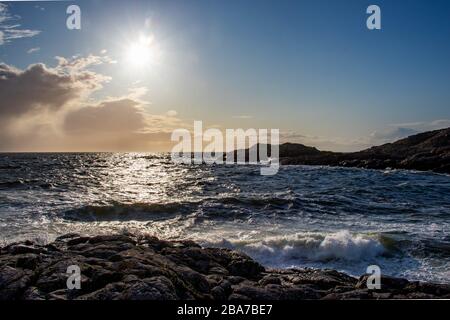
[230,127,450,173]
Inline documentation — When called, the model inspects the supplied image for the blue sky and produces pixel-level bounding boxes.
[0,0,450,151]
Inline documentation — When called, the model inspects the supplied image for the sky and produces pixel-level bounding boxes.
[0,0,450,152]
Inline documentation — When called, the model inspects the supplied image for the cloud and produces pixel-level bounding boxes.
[64,99,148,135]
[0,56,185,152]
[280,131,369,152]
[232,115,253,119]
[367,120,450,146]
[0,56,111,150]
[0,57,109,121]
[369,127,419,144]
[55,54,117,72]
[0,4,40,45]
[280,121,449,153]
[27,47,40,54]
[389,119,450,132]
[61,98,182,151]
[0,4,9,24]
[166,110,178,117]
[282,119,450,152]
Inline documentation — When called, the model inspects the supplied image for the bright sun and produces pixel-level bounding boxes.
[126,35,159,68]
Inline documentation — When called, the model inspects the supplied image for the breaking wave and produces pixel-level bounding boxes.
[203,230,386,266]
[63,201,198,221]
[1,153,450,283]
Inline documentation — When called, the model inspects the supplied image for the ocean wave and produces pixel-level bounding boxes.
[203,230,386,266]
[2,153,449,283]
[0,179,54,190]
[216,196,295,208]
[62,195,298,222]
[63,201,200,221]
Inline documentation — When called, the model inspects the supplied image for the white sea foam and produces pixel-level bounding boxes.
[2,153,449,283]
[316,230,385,260]
[203,230,385,268]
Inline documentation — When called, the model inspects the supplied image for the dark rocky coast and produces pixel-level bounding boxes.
[236,127,450,174]
[1,233,449,300]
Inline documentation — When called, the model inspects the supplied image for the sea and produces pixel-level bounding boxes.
[0,153,449,283]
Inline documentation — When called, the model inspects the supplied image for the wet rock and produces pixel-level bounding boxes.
[227,276,246,285]
[209,266,229,275]
[322,289,371,300]
[356,274,409,290]
[22,287,45,300]
[118,276,178,300]
[77,246,123,260]
[79,282,125,300]
[372,292,393,299]
[288,269,357,290]
[56,233,81,241]
[176,266,210,293]
[8,245,45,255]
[0,266,33,300]
[228,259,264,279]
[259,275,282,286]
[16,254,41,270]
[0,234,448,300]
[228,293,251,301]
[66,237,91,246]
[404,281,450,296]
[233,285,280,300]
[211,286,227,300]
[87,235,136,245]
[86,268,123,291]
[406,292,436,299]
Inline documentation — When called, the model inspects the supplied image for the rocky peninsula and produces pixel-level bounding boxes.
[234,127,450,174]
[1,233,449,300]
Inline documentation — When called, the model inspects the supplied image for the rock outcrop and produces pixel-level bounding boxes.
[1,234,449,300]
[232,127,450,173]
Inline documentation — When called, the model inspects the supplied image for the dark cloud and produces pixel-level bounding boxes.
[64,99,148,134]
[0,58,182,152]
[0,62,108,120]
[61,98,182,151]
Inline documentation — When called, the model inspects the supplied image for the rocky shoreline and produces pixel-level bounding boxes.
[0,233,449,300]
[235,127,450,174]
